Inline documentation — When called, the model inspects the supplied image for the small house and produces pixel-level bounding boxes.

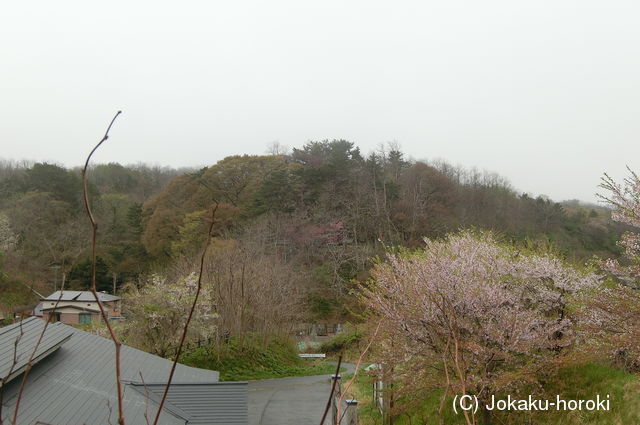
[41,290,123,324]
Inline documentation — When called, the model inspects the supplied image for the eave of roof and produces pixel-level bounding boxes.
[40,305,101,313]
[43,291,121,302]
[0,318,74,387]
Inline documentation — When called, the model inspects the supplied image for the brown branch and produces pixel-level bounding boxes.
[151,202,219,425]
[336,320,382,424]
[0,319,24,424]
[80,111,126,425]
[138,372,151,425]
[319,355,343,425]
[10,281,67,425]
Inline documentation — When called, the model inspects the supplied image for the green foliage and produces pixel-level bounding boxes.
[306,294,334,319]
[24,163,83,207]
[353,363,640,425]
[170,210,208,257]
[180,334,337,381]
[68,256,113,292]
[319,328,363,354]
[250,168,301,214]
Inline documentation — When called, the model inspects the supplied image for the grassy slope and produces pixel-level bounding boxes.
[180,335,338,381]
[351,362,640,425]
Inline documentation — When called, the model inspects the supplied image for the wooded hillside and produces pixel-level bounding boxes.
[0,142,626,320]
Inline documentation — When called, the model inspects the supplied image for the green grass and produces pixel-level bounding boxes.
[180,334,340,381]
[350,362,640,425]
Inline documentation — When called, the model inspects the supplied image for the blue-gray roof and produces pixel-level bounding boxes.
[0,318,247,425]
[44,290,121,302]
[130,382,248,425]
[0,318,72,385]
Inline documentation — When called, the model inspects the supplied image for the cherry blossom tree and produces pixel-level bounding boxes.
[598,168,640,281]
[361,231,599,425]
[0,213,17,253]
[582,169,640,370]
[122,273,216,357]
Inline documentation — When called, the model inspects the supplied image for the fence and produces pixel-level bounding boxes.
[328,374,358,425]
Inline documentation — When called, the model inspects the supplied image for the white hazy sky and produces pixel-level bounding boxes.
[2,0,639,203]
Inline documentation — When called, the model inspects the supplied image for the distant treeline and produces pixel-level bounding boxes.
[0,143,626,317]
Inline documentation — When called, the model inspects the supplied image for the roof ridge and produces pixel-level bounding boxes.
[126,383,192,422]
[0,316,38,337]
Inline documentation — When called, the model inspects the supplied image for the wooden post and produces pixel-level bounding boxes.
[345,400,358,425]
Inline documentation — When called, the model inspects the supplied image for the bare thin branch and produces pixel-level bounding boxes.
[10,282,66,425]
[151,203,219,425]
[0,319,24,424]
[336,320,382,423]
[319,355,342,425]
[81,111,126,425]
[139,372,151,425]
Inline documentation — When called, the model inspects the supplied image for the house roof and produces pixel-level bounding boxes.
[130,382,249,425]
[0,318,73,385]
[43,290,121,302]
[0,318,247,425]
[40,304,101,313]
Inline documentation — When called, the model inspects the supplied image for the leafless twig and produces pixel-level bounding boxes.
[151,203,219,425]
[80,111,126,425]
[319,355,343,425]
[138,372,151,425]
[10,283,67,425]
[336,320,382,424]
[0,320,24,424]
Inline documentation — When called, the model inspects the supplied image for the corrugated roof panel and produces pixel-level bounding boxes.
[135,383,249,425]
[44,290,82,301]
[0,318,73,386]
[43,291,120,302]
[0,318,236,425]
[75,292,120,302]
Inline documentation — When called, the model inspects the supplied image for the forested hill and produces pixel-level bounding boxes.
[142,140,623,262]
[0,141,626,313]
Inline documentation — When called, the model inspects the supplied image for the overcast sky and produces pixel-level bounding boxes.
[2,0,639,203]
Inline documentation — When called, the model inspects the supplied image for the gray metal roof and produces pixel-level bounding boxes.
[40,304,100,313]
[44,290,121,302]
[131,383,249,425]
[0,318,73,386]
[0,318,247,425]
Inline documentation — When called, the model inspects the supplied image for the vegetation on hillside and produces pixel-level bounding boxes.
[180,334,337,381]
[1,145,638,425]
[0,143,625,317]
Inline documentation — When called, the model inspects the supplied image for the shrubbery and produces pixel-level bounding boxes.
[180,334,336,381]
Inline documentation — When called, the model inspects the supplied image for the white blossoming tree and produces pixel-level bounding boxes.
[122,273,216,357]
[362,231,600,425]
[584,169,640,370]
[599,169,640,281]
[0,213,17,253]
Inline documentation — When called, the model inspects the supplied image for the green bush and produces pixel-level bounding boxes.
[320,328,363,354]
[180,334,337,381]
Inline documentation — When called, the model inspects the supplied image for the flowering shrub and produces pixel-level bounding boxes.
[122,273,216,357]
[599,169,640,281]
[361,231,599,420]
[582,169,640,370]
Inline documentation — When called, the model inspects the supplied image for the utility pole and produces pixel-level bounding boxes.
[51,265,61,291]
